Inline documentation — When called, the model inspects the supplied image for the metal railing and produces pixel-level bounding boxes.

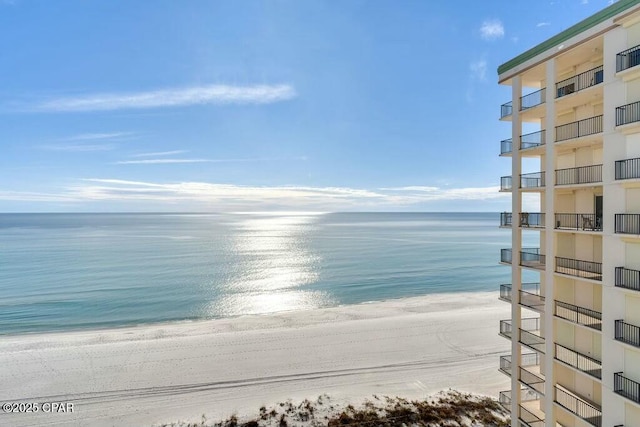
[521,248,545,269]
[520,171,545,188]
[554,213,602,231]
[554,386,602,427]
[615,214,640,235]
[617,44,640,72]
[616,100,640,126]
[498,390,511,409]
[555,164,602,185]
[501,138,513,155]
[499,355,512,376]
[520,288,545,312]
[501,101,513,118]
[500,176,512,191]
[520,328,545,353]
[521,130,545,150]
[519,405,544,427]
[555,343,602,379]
[520,366,545,394]
[520,88,546,111]
[500,212,512,227]
[499,319,513,339]
[499,283,540,304]
[615,157,640,180]
[499,284,512,302]
[615,267,640,292]
[519,212,545,228]
[615,319,640,348]
[555,300,602,330]
[555,115,603,142]
[555,256,602,281]
[556,65,603,97]
[614,372,640,404]
[500,248,512,264]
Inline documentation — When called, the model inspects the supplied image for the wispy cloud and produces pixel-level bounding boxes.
[38,131,135,151]
[131,150,187,158]
[40,144,117,152]
[66,132,133,141]
[116,158,211,165]
[0,179,509,211]
[27,84,297,113]
[469,60,487,81]
[480,19,504,41]
[536,22,551,27]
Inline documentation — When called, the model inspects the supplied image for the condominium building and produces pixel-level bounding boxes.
[497,1,640,426]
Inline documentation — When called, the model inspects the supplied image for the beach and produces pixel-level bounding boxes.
[0,291,510,427]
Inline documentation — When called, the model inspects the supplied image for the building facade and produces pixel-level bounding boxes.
[497,1,640,426]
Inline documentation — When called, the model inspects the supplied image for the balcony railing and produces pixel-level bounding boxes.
[500,248,512,264]
[615,267,640,292]
[498,390,511,410]
[501,101,513,118]
[500,212,512,227]
[616,100,640,126]
[556,65,603,97]
[519,404,544,427]
[615,319,640,347]
[554,213,602,231]
[520,288,545,312]
[615,157,640,180]
[521,88,546,111]
[555,115,603,142]
[555,300,602,330]
[519,212,545,228]
[501,138,513,155]
[555,256,602,281]
[555,164,602,185]
[499,284,512,302]
[500,317,540,340]
[500,176,512,191]
[555,343,602,379]
[614,372,640,405]
[521,248,545,270]
[521,130,545,150]
[520,328,545,353]
[555,386,602,427]
[520,172,545,189]
[617,44,640,72]
[499,283,540,304]
[615,214,640,235]
[520,366,545,395]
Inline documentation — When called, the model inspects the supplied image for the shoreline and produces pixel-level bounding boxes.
[0,290,510,427]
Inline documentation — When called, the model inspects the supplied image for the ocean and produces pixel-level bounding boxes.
[0,212,536,335]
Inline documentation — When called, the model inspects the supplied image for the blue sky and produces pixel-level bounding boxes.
[0,0,619,212]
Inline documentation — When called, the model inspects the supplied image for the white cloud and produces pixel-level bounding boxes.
[40,144,116,152]
[480,19,504,41]
[67,132,133,141]
[581,0,588,4]
[117,156,308,165]
[469,60,487,81]
[380,185,507,201]
[131,150,187,157]
[116,159,211,165]
[536,22,551,27]
[29,84,297,113]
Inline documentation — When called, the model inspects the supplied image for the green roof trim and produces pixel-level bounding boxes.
[497,0,640,76]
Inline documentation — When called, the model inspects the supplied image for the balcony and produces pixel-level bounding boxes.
[554,213,602,232]
[615,267,640,293]
[498,390,511,410]
[499,318,544,353]
[500,138,513,155]
[500,176,512,192]
[554,385,602,427]
[499,283,544,311]
[499,353,540,378]
[521,88,546,111]
[519,404,545,427]
[614,319,640,348]
[556,65,603,98]
[615,214,640,235]
[616,100,640,127]
[555,256,602,281]
[501,212,545,228]
[555,164,602,186]
[555,115,603,142]
[521,248,545,270]
[616,44,640,73]
[614,372,640,405]
[520,365,545,395]
[554,343,602,379]
[615,157,640,180]
[521,172,545,189]
[501,101,513,119]
[521,130,546,151]
[555,301,602,330]
[500,248,512,264]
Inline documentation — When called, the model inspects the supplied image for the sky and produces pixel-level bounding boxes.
[0,0,621,212]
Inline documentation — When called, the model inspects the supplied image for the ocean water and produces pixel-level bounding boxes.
[0,212,535,335]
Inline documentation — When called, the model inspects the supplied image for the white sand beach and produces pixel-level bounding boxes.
[0,291,510,427]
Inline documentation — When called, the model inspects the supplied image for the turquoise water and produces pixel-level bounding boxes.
[0,212,533,335]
